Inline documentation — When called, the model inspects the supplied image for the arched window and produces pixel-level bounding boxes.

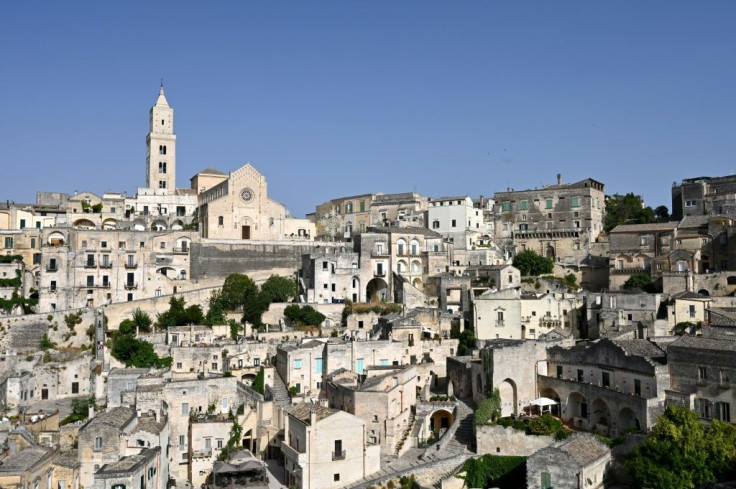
[218,216,224,226]
[345,223,352,236]
[410,240,419,255]
[158,181,166,189]
[159,162,166,173]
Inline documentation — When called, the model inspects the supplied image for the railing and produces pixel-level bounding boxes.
[371,251,389,257]
[332,450,346,460]
[495,320,505,327]
[124,282,137,290]
[84,261,96,268]
[46,265,57,272]
[173,247,189,254]
[124,262,138,269]
[99,262,113,268]
[374,271,386,277]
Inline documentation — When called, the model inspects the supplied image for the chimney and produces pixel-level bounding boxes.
[88,405,95,419]
[309,409,317,427]
[557,173,562,185]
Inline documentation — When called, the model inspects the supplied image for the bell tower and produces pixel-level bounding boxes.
[146,83,176,193]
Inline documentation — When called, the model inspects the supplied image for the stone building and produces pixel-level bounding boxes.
[538,338,669,436]
[671,173,736,220]
[78,406,138,488]
[326,364,418,454]
[585,291,665,339]
[526,433,610,489]
[205,450,269,489]
[472,288,584,340]
[666,335,735,423]
[369,192,428,229]
[356,226,450,302]
[37,227,197,311]
[0,371,35,416]
[0,432,57,489]
[427,196,487,256]
[313,193,375,241]
[493,176,605,264]
[300,247,361,303]
[92,447,161,489]
[281,403,380,489]
[276,340,327,397]
[195,163,314,241]
[188,413,233,487]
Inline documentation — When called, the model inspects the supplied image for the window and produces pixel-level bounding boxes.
[179,434,186,448]
[501,201,510,211]
[33,252,41,264]
[222,397,228,410]
[545,199,553,209]
[577,369,584,382]
[640,236,649,246]
[86,276,94,287]
[159,145,167,155]
[698,366,707,381]
[334,474,340,482]
[556,365,563,378]
[4,237,13,249]
[634,379,641,396]
[294,359,302,369]
[158,180,167,189]
[602,372,610,388]
[451,219,457,227]
[520,200,528,210]
[432,220,440,229]
[496,311,504,325]
[689,305,696,318]
[158,162,167,173]
[19,219,25,229]
[218,216,224,226]
[316,358,323,374]
[715,402,731,422]
[50,280,57,292]
[345,202,353,213]
[253,358,260,366]
[571,197,580,207]
[94,436,102,451]
[181,402,189,415]
[685,200,696,207]
[217,439,223,449]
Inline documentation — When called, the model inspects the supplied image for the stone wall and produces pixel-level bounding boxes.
[476,424,554,456]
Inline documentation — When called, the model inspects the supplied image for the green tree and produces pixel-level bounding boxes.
[132,308,153,333]
[39,333,55,349]
[242,292,271,327]
[156,296,204,327]
[474,388,502,431]
[205,290,228,326]
[111,334,163,368]
[604,193,656,232]
[654,205,670,222]
[221,274,258,311]
[512,250,554,276]
[251,368,265,395]
[299,305,326,326]
[623,272,657,292]
[260,275,296,303]
[458,329,476,355]
[627,405,736,489]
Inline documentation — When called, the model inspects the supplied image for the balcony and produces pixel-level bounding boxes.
[47,287,57,293]
[124,282,137,290]
[371,251,389,258]
[495,320,505,327]
[46,265,58,272]
[374,270,386,277]
[332,450,346,461]
[610,267,649,275]
[124,262,138,269]
[84,261,96,269]
[540,319,562,328]
[99,262,113,269]
[173,247,189,254]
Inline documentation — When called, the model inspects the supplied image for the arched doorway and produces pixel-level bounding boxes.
[698,289,710,297]
[546,245,555,259]
[498,378,518,417]
[102,218,117,230]
[412,277,423,289]
[618,407,641,433]
[429,409,454,438]
[591,398,611,434]
[366,278,388,302]
[566,392,588,426]
[73,218,96,230]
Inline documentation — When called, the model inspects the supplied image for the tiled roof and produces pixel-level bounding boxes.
[557,434,609,467]
[610,222,678,233]
[96,448,158,476]
[669,334,736,352]
[288,403,338,425]
[198,167,226,175]
[0,446,55,472]
[612,339,665,361]
[678,215,710,228]
[84,406,136,430]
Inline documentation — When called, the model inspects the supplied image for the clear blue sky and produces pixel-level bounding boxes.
[2,2,735,217]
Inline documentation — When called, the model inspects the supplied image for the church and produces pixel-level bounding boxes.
[140,84,314,241]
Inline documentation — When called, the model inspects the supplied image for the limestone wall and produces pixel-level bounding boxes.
[476,424,554,456]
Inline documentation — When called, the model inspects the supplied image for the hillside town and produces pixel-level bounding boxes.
[3,88,736,489]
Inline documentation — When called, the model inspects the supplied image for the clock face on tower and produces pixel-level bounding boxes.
[240,188,254,203]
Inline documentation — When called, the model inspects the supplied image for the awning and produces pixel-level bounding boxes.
[528,397,558,407]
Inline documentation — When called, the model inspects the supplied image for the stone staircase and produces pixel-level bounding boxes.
[267,370,292,408]
[433,397,476,456]
[393,410,416,457]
